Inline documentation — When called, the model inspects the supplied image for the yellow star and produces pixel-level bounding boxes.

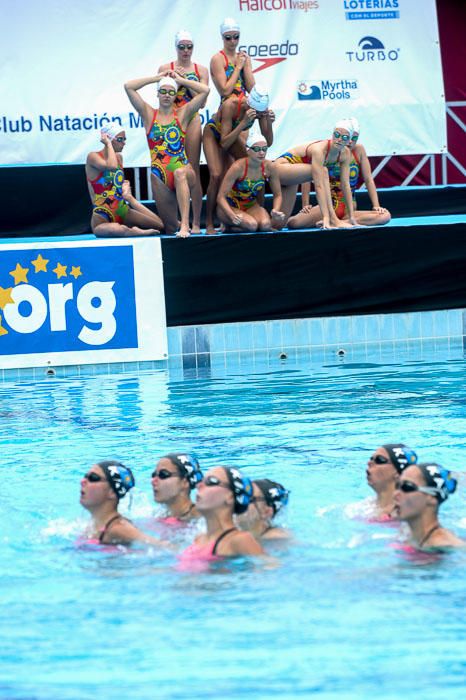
[31,253,49,273]
[53,262,67,279]
[0,315,8,336]
[70,266,82,279]
[9,263,29,285]
[0,287,14,309]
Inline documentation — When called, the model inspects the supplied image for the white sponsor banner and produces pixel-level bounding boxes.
[0,238,167,369]
[0,0,445,166]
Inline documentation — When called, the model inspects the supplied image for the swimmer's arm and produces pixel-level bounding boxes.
[86,137,118,172]
[217,162,244,223]
[103,519,172,548]
[339,153,357,224]
[242,54,255,93]
[220,106,254,151]
[358,145,382,210]
[124,75,159,127]
[177,76,210,126]
[258,112,273,147]
[311,150,335,229]
[227,531,265,556]
[210,52,244,98]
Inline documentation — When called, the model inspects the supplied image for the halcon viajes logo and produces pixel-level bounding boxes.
[238,0,319,12]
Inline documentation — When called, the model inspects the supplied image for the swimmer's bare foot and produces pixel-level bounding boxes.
[176,226,191,238]
[205,225,218,235]
[191,225,201,234]
[130,227,159,236]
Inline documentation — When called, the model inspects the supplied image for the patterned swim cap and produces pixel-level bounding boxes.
[382,444,418,473]
[418,463,457,503]
[254,479,290,516]
[98,460,135,500]
[224,467,253,514]
[247,85,269,112]
[163,453,203,490]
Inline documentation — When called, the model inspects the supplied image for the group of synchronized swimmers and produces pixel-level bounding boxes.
[79,443,464,568]
[85,17,391,239]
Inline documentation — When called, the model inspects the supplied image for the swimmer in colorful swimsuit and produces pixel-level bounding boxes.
[179,466,264,566]
[85,124,162,237]
[275,119,358,230]
[124,71,209,237]
[203,17,256,235]
[217,128,284,232]
[365,444,418,521]
[394,463,464,550]
[152,453,202,525]
[158,30,209,234]
[80,460,164,546]
[237,479,291,541]
[288,117,391,229]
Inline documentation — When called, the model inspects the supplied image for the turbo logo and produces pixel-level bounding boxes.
[346,36,400,62]
[239,40,298,73]
[0,245,138,354]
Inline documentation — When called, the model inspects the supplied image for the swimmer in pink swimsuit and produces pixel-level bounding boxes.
[237,479,291,541]
[393,463,464,550]
[364,443,418,522]
[80,460,164,546]
[85,124,162,237]
[178,466,264,570]
[151,453,203,526]
[125,70,209,237]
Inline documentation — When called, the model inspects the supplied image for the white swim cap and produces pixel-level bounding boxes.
[247,84,269,112]
[246,126,267,149]
[220,17,240,35]
[158,76,178,91]
[349,116,360,134]
[334,118,354,138]
[100,122,124,141]
[175,29,193,48]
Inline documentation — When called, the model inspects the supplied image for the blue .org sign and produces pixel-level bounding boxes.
[0,245,138,355]
[343,0,400,21]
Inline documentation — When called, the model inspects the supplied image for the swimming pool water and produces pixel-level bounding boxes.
[2,352,466,699]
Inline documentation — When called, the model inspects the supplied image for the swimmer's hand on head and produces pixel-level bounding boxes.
[242,108,256,130]
[266,109,275,123]
[100,131,113,147]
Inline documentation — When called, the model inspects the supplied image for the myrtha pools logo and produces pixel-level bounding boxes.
[346,36,400,62]
[0,246,138,355]
[298,79,358,100]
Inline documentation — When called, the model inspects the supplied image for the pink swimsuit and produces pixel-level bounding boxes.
[177,527,237,572]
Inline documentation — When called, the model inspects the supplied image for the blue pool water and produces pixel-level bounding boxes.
[2,350,466,699]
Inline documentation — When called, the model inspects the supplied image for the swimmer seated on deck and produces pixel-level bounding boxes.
[151,453,202,525]
[394,462,465,551]
[80,460,166,546]
[86,124,162,237]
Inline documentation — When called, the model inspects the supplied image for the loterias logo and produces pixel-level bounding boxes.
[298,79,358,101]
[343,0,400,21]
[0,245,138,354]
[239,40,298,73]
[238,0,319,12]
[346,36,400,62]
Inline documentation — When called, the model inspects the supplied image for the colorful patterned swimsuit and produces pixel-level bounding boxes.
[220,50,246,101]
[170,61,201,108]
[327,150,361,218]
[88,159,128,224]
[277,139,339,166]
[147,109,189,191]
[226,160,266,211]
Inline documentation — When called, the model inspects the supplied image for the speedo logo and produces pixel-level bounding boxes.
[239,40,298,73]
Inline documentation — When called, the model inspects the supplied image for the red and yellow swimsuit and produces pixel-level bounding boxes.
[220,50,246,101]
[226,160,266,211]
[327,150,361,218]
[147,109,189,191]
[88,160,128,224]
[170,61,201,108]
